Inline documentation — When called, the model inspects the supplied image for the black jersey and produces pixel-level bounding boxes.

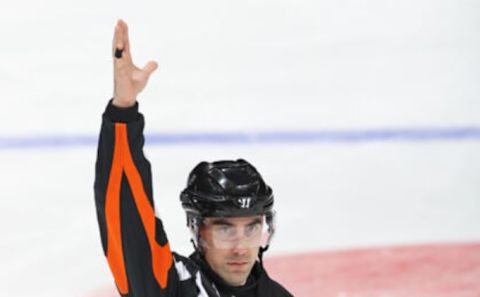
[93,100,293,297]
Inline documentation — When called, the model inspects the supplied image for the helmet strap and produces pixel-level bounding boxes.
[190,238,198,251]
[258,245,269,267]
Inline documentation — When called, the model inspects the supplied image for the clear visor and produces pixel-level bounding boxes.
[198,215,271,250]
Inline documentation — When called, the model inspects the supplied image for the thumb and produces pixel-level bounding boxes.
[142,61,158,77]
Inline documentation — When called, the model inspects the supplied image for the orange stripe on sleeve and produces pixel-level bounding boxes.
[105,124,129,294]
[117,124,174,289]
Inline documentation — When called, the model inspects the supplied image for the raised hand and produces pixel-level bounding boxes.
[112,19,158,108]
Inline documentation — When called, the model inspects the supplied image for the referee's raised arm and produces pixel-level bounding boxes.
[94,20,178,297]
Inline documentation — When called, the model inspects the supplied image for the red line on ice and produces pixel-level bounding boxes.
[87,242,480,297]
[264,242,480,297]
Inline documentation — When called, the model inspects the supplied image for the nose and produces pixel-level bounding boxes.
[231,237,249,255]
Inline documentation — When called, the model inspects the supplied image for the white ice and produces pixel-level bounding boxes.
[0,0,479,296]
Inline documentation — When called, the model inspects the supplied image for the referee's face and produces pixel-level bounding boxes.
[200,215,263,286]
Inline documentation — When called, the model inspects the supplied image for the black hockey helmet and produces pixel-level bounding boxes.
[181,159,276,257]
[180,159,274,220]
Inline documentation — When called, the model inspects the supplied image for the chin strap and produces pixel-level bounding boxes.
[190,238,202,254]
[190,238,196,249]
[258,245,269,267]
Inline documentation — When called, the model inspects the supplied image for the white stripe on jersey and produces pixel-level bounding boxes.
[195,271,210,297]
[174,259,192,281]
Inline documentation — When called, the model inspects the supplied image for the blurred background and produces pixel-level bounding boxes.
[0,0,479,296]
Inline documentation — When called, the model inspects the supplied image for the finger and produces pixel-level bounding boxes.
[122,20,130,53]
[112,21,124,57]
[118,19,132,62]
[142,61,159,77]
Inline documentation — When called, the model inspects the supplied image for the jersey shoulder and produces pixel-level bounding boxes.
[260,265,294,297]
[269,279,294,297]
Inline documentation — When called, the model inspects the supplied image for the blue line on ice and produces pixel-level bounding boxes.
[1,127,480,149]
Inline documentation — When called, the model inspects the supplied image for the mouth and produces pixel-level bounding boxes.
[227,261,248,267]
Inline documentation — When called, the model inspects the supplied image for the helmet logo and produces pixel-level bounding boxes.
[238,197,251,208]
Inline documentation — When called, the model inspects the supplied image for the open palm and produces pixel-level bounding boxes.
[112,19,158,108]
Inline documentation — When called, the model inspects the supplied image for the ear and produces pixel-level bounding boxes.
[198,224,205,239]
[197,223,208,246]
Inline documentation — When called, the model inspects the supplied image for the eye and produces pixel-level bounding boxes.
[216,225,235,237]
[245,223,261,237]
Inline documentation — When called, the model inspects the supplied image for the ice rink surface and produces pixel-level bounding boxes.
[0,0,479,296]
